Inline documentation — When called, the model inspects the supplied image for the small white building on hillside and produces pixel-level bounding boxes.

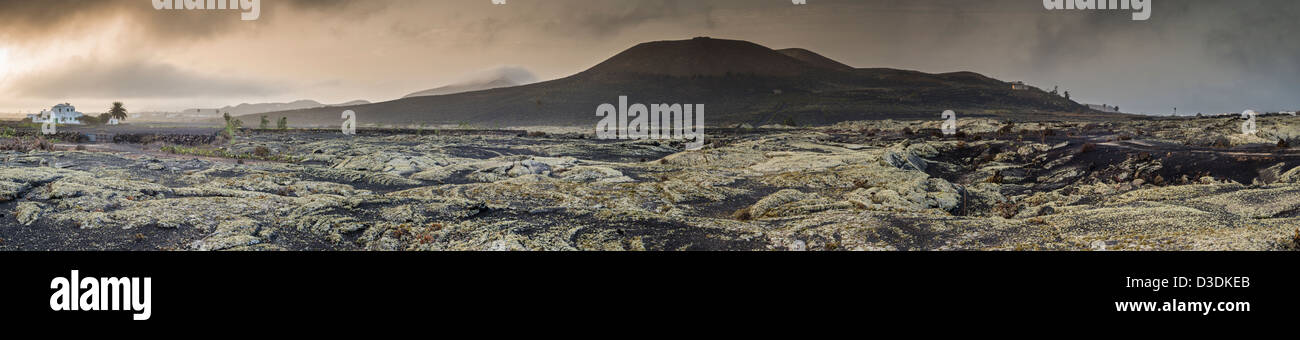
[1010,81,1037,91]
[28,103,84,125]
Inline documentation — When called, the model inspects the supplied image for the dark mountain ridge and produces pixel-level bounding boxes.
[249,37,1113,127]
[776,48,854,71]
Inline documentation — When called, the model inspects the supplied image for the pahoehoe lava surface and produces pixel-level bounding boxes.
[3,114,1300,251]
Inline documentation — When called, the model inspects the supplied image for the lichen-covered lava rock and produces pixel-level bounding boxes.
[2,116,1299,251]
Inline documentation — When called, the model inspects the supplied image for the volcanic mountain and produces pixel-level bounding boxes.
[775,48,854,71]
[252,37,1110,127]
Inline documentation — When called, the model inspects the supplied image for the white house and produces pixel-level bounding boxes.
[28,103,84,125]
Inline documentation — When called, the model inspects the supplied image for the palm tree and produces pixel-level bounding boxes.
[108,102,128,121]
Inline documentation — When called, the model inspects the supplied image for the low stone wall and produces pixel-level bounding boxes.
[111,133,217,146]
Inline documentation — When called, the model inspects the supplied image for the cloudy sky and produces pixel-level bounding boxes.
[0,0,1296,116]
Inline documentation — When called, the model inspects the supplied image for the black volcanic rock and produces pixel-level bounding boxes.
[248,37,1105,127]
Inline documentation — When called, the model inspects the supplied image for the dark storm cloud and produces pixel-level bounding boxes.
[4,0,1296,66]
[389,0,726,45]
[0,0,382,42]
[716,0,1300,77]
[1022,0,1299,73]
[541,0,720,37]
[1199,1,1300,72]
[1,0,1296,114]
[780,0,1300,113]
[11,59,277,98]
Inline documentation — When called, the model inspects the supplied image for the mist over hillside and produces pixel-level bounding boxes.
[188,99,371,118]
[404,66,539,98]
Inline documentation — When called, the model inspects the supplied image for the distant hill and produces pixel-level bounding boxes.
[189,99,370,117]
[250,37,1113,127]
[404,67,538,98]
[330,100,371,107]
